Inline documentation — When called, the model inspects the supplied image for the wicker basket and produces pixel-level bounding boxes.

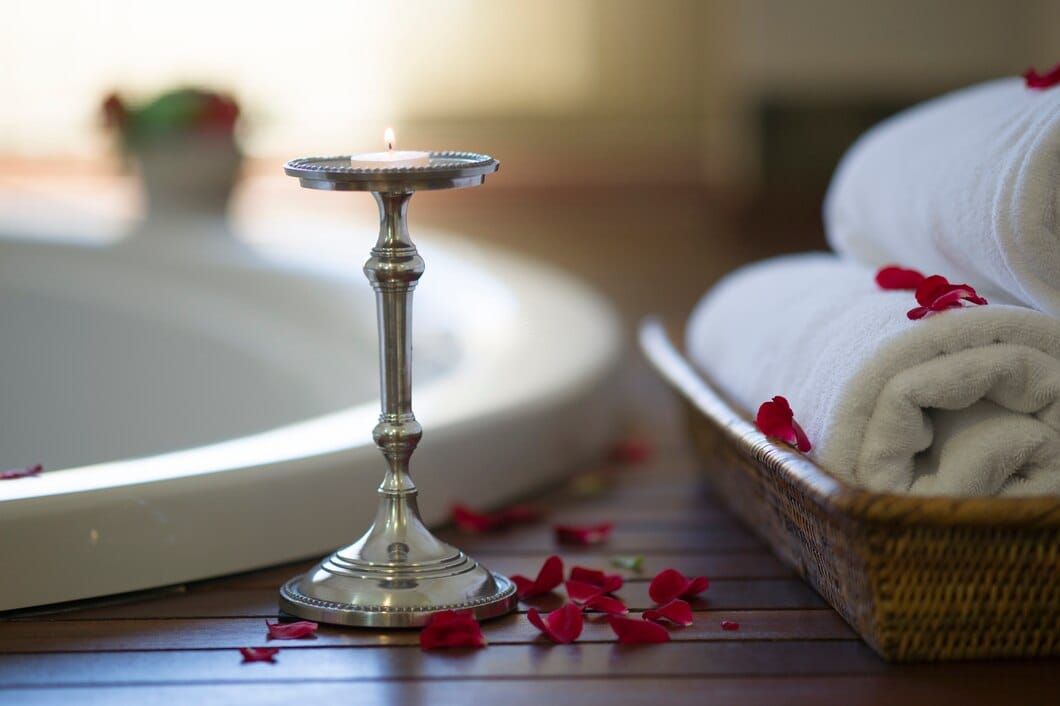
[639,319,1060,662]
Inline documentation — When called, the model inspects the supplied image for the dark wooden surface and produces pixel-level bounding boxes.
[0,185,1056,702]
[2,444,1058,705]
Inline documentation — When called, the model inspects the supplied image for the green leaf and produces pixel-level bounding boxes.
[125,89,208,142]
[610,555,643,572]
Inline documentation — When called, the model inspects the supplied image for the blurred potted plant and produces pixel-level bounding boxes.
[103,88,242,235]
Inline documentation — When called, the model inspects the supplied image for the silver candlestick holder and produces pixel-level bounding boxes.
[277,152,517,627]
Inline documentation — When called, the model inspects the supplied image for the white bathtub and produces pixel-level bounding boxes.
[0,225,622,611]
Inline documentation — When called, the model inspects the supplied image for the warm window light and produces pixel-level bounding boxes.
[0,0,592,158]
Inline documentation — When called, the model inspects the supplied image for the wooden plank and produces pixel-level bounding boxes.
[194,550,793,592]
[434,525,765,554]
[0,641,893,686]
[0,610,855,652]
[2,675,1057,706]
[543,507,739,528]
[484,551,794,580]
[596,477,716,501]
[515,580,827,613]
[554,484,723,508]
[190,561,318,592]
[524,475,718,514]
[20,580,824,621]
[453,492,739,528]
[522,480,719,511]
[437,489,740,531]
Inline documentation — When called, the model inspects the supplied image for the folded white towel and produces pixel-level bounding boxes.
[825,77,1060,315]
[686,253,1060,496]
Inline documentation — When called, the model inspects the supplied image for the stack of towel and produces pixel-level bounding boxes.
[686,76,1060,496]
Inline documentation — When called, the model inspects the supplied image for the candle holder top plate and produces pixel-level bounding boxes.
[285,151,499,192]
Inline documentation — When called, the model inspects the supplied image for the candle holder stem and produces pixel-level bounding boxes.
[368,191,423,498]
[279,165,517,627]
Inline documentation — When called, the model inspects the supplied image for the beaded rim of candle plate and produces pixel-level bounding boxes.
[286,151,496,175]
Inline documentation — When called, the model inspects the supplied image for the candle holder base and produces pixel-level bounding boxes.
[279,558,517,629]
[279,493,516,627]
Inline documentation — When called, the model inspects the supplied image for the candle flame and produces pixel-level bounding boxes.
[384,127,395,153]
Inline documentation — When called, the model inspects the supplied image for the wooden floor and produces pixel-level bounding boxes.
[1,441,1058,705]
[1,183,1057,703]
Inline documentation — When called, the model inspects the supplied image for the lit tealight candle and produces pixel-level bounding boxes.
[349,128,431,168]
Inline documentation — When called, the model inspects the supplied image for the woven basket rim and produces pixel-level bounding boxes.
[639,317,1060,528]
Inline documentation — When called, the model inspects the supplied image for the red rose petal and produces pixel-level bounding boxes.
[451,504,502,533]
[648,569,687,604]
[648,569,710,604]
[101,93,126,129]
[194,92,240,135]
[451,503,541,533]
[875,265,926,290]
[684,576,710,596]
[554,522,613,546]
[933,286,988,308]
[609,438,654,464]
[1,464,42,480]
[791,419,812,453]
[570,566,623,594]
[527,604,584,644]
[929,291,968,311]
[565,579,603,604]
[511,555,564,599]
[914,276,988,308]
[582,594,629,615]
[511,575,535,597]
[720,620,741,631]
[534,555,565,590]
[756,396,794,442]
[265,620,318,640]
[609,615,671,644]
[755,397,811,452]
[1024,63,1060,89]
[570,566,605,585]
[907,275,988,320]
[239,647,279,663]
[419,610,487,649]
[643,598,693,627]
[914,275,954,306]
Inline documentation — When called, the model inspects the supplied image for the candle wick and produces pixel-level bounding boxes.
[387,139,393,153]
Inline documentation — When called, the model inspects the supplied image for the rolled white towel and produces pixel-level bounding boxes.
[824,77,1060,315]
[686,253,1060,496]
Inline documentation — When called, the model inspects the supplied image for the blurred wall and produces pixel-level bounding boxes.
[704,0,1058,189]
[0,0,1054,189]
